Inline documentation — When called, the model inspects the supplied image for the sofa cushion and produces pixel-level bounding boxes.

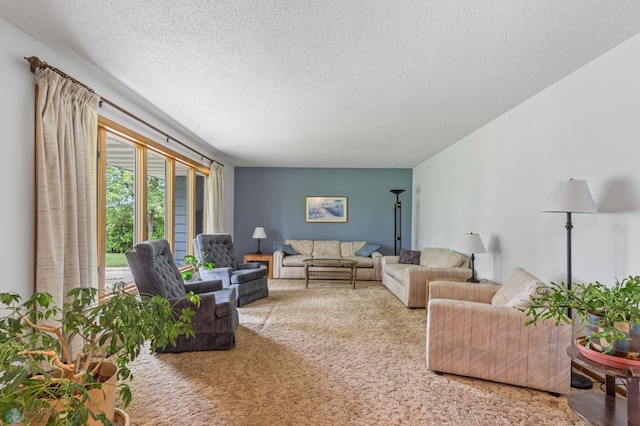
[492,267,546,307]
[286,240,314,255]
[273,242,297,255]
[341,241,366,257]
[420,247,466,268]
[313,240,341,257]
[344,256,375,268]
[399,249,420,264]
[355,242,380,257]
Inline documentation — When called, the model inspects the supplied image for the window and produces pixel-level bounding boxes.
[97,117,209,294]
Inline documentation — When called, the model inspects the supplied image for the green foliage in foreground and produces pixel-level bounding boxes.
[0,284,200,425]
[520,275,640,353]
[180,255,215,282]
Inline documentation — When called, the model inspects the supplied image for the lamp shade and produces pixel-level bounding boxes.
[252,227,267,239]
[542,179,597,214]
[459,233,486,254]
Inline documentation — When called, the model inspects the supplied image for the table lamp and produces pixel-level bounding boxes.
[252,227,267,254]
[459,232,486,282]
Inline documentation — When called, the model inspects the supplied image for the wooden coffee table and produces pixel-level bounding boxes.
[567,345,640,426]
[303,258,357,289]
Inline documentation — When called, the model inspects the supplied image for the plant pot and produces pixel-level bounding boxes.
[576,337,640,369]
[114,408,130,426]
[587,313,640,359]
[22,361,118,426]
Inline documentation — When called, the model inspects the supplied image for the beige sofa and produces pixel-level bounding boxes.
[273,240,382,281]
[381,248,472,308]
[426,267,572,394]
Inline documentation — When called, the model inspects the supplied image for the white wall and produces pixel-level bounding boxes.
[413,32,640,286]
[0,17,236,298]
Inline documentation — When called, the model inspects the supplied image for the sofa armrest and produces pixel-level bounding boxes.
[273,251,285,278]
[429,280,500,304]
[427,298,571,393]
[371,252,383,280]
[423,266,473,282]
[381,256,400,268]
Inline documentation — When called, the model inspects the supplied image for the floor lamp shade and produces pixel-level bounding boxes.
[542,179,597,214]
[459,233,486,283]
[252,227,267,254]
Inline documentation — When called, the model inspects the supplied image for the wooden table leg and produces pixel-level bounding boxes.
[606,374,617,396]
[351,265,356,289]
[628,368,640,426]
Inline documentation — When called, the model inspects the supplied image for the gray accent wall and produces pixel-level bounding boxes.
[234,168,412,257]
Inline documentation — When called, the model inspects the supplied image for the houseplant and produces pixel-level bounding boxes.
[0,283,200,425]
[521,275,640,359]
[181,254,214,282]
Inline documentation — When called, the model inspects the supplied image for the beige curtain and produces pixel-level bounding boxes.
[206,162,224,233]
[35,68,100,305]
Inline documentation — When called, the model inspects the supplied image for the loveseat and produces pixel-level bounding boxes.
[273,240,382,281]
[381,247,472,308]
[426,267,572,394]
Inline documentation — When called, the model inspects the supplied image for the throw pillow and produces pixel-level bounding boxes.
[399,248,420,265]
[355,242,380,257]
[273,242,297,255]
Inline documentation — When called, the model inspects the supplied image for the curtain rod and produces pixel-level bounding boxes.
[24,56,223,168]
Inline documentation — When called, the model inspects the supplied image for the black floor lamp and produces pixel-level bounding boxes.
[390,189,405,255]
[543,178,597,389]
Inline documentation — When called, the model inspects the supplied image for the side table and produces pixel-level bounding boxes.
[567,345,640,426]
[243,253,273,279]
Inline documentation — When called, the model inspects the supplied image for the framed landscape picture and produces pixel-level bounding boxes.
[305,196,348,223]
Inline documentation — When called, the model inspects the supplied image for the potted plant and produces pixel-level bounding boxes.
[181,254,214,282]
[0,283,200,425]
[521,275,640,362]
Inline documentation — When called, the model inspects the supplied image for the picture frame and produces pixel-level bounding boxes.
[305,196,348,223]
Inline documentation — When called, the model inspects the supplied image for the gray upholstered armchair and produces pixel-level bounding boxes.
[126,239,238,352]
[194,233,269,306]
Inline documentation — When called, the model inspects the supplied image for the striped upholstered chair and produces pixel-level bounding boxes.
[426,267,572,394]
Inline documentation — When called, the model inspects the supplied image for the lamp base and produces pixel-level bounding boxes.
[570,371,593,389]
[466,277,480,283]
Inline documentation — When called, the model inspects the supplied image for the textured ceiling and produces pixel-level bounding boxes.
[2,1,640,168]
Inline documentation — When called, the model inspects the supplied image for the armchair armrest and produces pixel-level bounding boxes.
[168,292,217,334]
[183,279,223,294]
[201,267,233,287]
[238,263,260,270]
[429,281,500,304]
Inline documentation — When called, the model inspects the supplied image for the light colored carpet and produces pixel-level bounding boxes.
[123,280,591,425]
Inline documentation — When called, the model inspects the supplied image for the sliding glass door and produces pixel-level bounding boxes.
[97,117,211,295]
